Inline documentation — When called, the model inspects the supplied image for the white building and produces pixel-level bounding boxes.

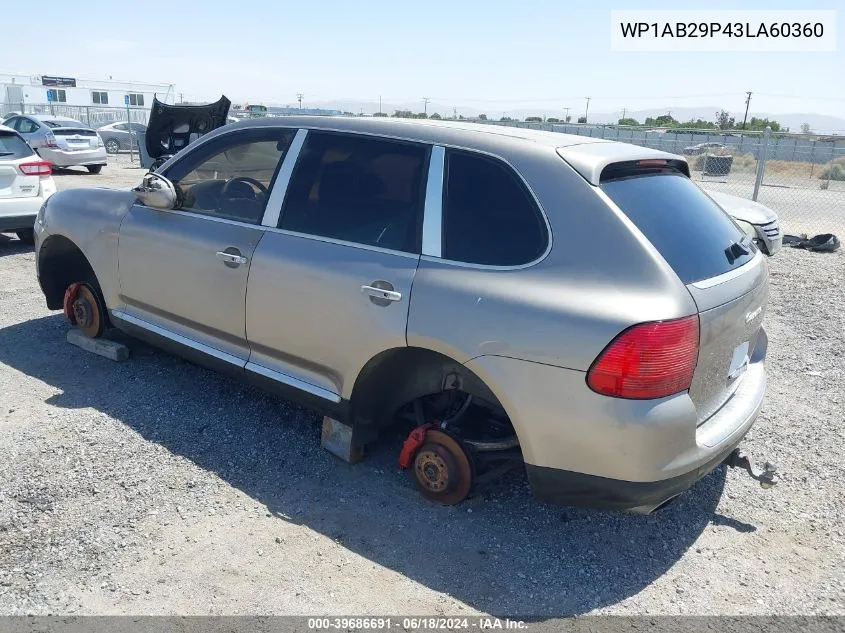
[1,72,176,110]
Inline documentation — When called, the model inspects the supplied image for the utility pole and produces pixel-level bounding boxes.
[622,107,627,119]
[179,93,183,103]
[297,93,303,110]
[563,107,570,121]
[378,95,382,114]
[584,97,591,123]
[742,91,752,130]
[453,107,457,119]
[423,97,430,116]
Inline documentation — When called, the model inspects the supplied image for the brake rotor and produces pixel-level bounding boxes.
[72,284,103,338]
[412,430,473,505]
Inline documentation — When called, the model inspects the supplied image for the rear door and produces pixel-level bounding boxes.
[117,127,296,362]
[245,130,429,401]
[599,165,767,423]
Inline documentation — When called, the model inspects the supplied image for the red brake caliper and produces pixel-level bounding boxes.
[398,423,433,469]
[63,282,84,325]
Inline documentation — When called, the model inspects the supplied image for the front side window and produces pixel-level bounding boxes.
[92,91,108,105]
[279,131,427,254]
[442,150,548,266]
[164,129,296,224]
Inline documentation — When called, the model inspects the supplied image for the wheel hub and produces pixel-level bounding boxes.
[72,298,93,328]
[415,450,450,492]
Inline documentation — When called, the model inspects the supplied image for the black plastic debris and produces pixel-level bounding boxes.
[782,233,840,253]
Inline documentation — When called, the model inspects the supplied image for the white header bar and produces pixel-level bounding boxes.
[611,10,837,52]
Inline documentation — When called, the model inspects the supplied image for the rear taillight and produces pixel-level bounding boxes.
[587,316,699,400]
[19,160,52,176]
[44,133,58,148]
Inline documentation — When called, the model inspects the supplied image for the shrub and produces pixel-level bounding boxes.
[818,157,845,181]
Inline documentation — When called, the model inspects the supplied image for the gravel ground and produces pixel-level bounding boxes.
[0,165,843,617]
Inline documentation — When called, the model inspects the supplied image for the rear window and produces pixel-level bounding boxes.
[0,131,34,159]
[42,119,87,129]
[600,172,754,284]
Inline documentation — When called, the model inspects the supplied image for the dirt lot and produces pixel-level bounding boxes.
[0,161,843,617]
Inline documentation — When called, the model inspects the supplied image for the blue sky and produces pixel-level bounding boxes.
[3,0,843,118]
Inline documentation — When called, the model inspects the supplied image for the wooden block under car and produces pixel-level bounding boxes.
[321,416,365,463]
[66,328,130,362]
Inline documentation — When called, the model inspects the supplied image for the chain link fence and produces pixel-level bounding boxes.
[1,102,150,127]
[488,121,845,237]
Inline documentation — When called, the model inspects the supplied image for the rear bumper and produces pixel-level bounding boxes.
[525,438,743,513]
[39,146,107,167]
[0,195,45,231]
[465,329,767,512]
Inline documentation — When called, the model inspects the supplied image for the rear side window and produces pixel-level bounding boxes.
[0,131,34,159]
[280,131,427,254]
[601,172,754,284]
[442,150,547,266]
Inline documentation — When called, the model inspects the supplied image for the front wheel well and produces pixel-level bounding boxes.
[349,347,504,428]
[38,235,99,311]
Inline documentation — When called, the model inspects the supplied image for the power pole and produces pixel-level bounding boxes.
[423,97,430,116]
[622,107,627,119]
[584,97,591,123]
[378,95,382,114]
[563,107,570,121]
[453,107,457,119]
[742,91,752,130]
[297,93,303,110]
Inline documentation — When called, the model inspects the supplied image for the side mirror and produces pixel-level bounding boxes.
[133,172,178,210]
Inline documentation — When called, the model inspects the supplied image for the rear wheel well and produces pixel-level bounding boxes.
[349,347,504,428]
[38,235,101,311]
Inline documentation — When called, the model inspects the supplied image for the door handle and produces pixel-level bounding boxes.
[216,250,248,265]
[361,285,402,302]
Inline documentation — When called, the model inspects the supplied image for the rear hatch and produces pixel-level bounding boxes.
[51,127,98,151]
[598,160,768,423]
[0,129,39,199]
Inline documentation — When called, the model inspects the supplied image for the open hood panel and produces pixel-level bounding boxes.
[145,95,231,160]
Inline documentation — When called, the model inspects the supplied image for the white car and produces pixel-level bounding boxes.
[0,124,57,243]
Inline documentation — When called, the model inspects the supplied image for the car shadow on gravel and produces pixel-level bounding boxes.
[0,234,33,256]
[0,315,751,618]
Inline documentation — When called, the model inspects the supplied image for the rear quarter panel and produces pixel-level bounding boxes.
[407,144,699,372]
[39,188,135,309]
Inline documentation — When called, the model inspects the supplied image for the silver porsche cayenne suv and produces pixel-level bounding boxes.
[34,116,772,512]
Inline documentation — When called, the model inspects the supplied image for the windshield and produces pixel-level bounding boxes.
[601,173,755,284]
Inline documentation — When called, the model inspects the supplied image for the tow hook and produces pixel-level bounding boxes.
[724,448,778,488]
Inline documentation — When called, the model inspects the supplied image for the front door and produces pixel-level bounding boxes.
[117,127,297,362]
[245,130,430,401]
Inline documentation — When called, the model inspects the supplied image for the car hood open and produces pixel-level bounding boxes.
[144,95,231,159]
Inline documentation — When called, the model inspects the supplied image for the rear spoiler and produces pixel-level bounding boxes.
[556,142,690,185]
